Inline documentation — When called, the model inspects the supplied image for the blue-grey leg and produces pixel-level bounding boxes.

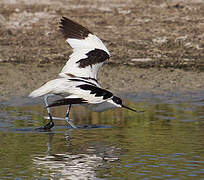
[42,95,54,130]
[65,104,77,129]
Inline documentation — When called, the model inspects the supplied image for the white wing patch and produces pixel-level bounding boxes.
[59,17,110,80]
[67,34,110,54]
[59,48,94,78]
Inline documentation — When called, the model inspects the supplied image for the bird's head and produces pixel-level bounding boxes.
[111,96,142,113]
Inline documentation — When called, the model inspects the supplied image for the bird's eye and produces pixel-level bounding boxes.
[113,96,122,105]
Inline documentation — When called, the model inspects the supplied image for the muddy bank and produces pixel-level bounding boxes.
[0,63,204,102]
[0,0,204,101]
[0,0,204,69]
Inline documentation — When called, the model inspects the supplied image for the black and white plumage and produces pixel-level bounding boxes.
[59,17,110,81]
[29,17,139,130]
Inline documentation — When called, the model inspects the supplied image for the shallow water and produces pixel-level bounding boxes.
[0,92,204,179]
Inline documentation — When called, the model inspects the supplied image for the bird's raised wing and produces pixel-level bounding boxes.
[59,17,110,80]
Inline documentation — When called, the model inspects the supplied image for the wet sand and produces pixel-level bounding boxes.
[0,63,204,101]
[0,0,204,101]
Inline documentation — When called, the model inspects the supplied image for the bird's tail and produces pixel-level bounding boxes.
[29,84,50,98]
[29,79,63,98]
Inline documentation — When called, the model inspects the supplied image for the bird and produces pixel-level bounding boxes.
[29,17,141,130]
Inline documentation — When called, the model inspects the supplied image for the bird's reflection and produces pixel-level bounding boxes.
[33,132,119,179]
[45,132,54,155]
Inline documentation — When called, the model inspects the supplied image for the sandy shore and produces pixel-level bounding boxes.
[0,63,203,101]
[0,0,204,101]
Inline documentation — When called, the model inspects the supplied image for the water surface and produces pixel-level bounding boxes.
[0,92,204,179]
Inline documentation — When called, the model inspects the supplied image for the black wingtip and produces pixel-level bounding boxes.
[59,16,92,39]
